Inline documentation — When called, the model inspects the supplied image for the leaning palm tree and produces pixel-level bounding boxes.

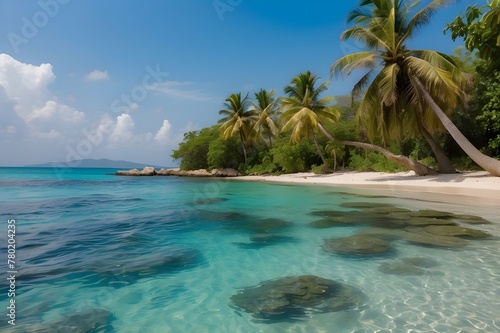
[218,93,256,164]
[251,89,280,147]
[281,71,438,175]
[280,71,339,167]
[331,0,470,174]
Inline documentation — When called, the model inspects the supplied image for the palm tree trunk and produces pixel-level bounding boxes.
[413,77,500,177]
[311,131,329,168]
[239,130,248,164]
[318,123,438,176]
[416,117,457,174]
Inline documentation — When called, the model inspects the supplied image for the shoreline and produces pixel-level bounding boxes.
[235,170,500,206]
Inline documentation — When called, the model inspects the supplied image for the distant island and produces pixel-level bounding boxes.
[24,158,169,169]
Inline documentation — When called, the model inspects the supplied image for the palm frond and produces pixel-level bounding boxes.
[400,0,449,44]
[330,52,378,78]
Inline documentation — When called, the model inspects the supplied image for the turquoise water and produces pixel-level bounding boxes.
[1,167,499,332]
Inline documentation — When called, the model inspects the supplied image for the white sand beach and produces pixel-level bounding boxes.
[238,171,500,205]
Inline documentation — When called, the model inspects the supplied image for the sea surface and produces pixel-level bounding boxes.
[0,167,499,333]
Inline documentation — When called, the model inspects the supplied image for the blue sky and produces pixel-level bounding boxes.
[0,0,475,166]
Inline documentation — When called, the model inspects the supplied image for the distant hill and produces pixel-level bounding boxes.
[25,158,169,169]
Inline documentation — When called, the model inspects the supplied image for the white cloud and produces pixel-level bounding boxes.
[153,81,215,101]
[155,120,172,143]
[109,113,135,143]
[85,69,109,81]
[27,100,85,124]
[0,54,86,139]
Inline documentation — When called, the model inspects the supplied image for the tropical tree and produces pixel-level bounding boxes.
[281,71,438,175]
[445,0,500,67]
[251,89,280,147]
[279,71,340,168]
[218,92,256,164]
[331,0,472,174]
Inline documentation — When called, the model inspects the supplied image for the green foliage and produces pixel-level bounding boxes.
[445,1,500,68]
[475,70,500,155]
[311,164,330,174]
[451,156,482,171]
[348,150,406,173]
[171,126,219,170]
[270,139,319,173]
[207,137,241,170]
[246,154,279,175]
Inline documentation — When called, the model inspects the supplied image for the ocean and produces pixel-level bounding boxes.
[0,167,499,332]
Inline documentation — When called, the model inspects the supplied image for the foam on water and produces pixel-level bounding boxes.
[0,168,499,332]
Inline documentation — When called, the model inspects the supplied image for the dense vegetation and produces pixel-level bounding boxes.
[172,0,500,176]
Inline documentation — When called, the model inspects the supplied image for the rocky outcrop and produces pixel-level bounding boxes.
[116,167,240,177]
[116,166,156,176]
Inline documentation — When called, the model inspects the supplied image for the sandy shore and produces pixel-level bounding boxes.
[238,171,500,205]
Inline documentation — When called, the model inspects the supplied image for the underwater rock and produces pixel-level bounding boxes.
[409,209,455,219]
[234,234,296,249]
[404,231,467,248]
[452,214,491,225]
[339,202,393,209]
[323,235,391,255]
[249,234,291,244]
[362,206,412,215]
[378,257,440,276]
[225,218,292,233]
[198,210,250,223]
[309,210,348,218]
[93,249,201,286]
[401,257,439,268]
[229,275,367,321]
[4,308,112,333]
[378,261,428,276]
[193,197,228,205]
[309,215,365,228]
[423,225,490,238]
[406,217,456,227]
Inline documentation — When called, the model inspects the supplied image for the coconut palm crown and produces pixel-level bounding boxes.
[251,89,280,147]
[218,92,256,164]
[279,71,340,166]
[331,0,468,153]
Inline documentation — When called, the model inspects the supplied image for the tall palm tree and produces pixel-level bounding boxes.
[331,0,469,174]
[251,89,280,147]
[279,71,340,168]
[218,93,256,164]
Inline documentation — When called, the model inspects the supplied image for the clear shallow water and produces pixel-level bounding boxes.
[0,167,499,332]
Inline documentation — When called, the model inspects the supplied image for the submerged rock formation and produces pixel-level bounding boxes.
[323,235,392,255]
[229,275,367,321]
[4,308,112,333]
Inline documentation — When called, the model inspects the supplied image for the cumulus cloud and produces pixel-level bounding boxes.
[109,114,135,143]
[155,120,172,143]
[27,100,85,124]
[85,69,109,81]
[0,54,86,138]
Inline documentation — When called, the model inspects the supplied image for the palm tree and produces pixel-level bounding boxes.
[251,89,280,147]
[413,77,500,176]
[281,71,438,175]
[218,93,256,164]
[279,71,340,168]
[331,0,470,174]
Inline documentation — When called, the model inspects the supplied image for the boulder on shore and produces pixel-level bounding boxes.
[116,166,156,176]
[116,167,240,177]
